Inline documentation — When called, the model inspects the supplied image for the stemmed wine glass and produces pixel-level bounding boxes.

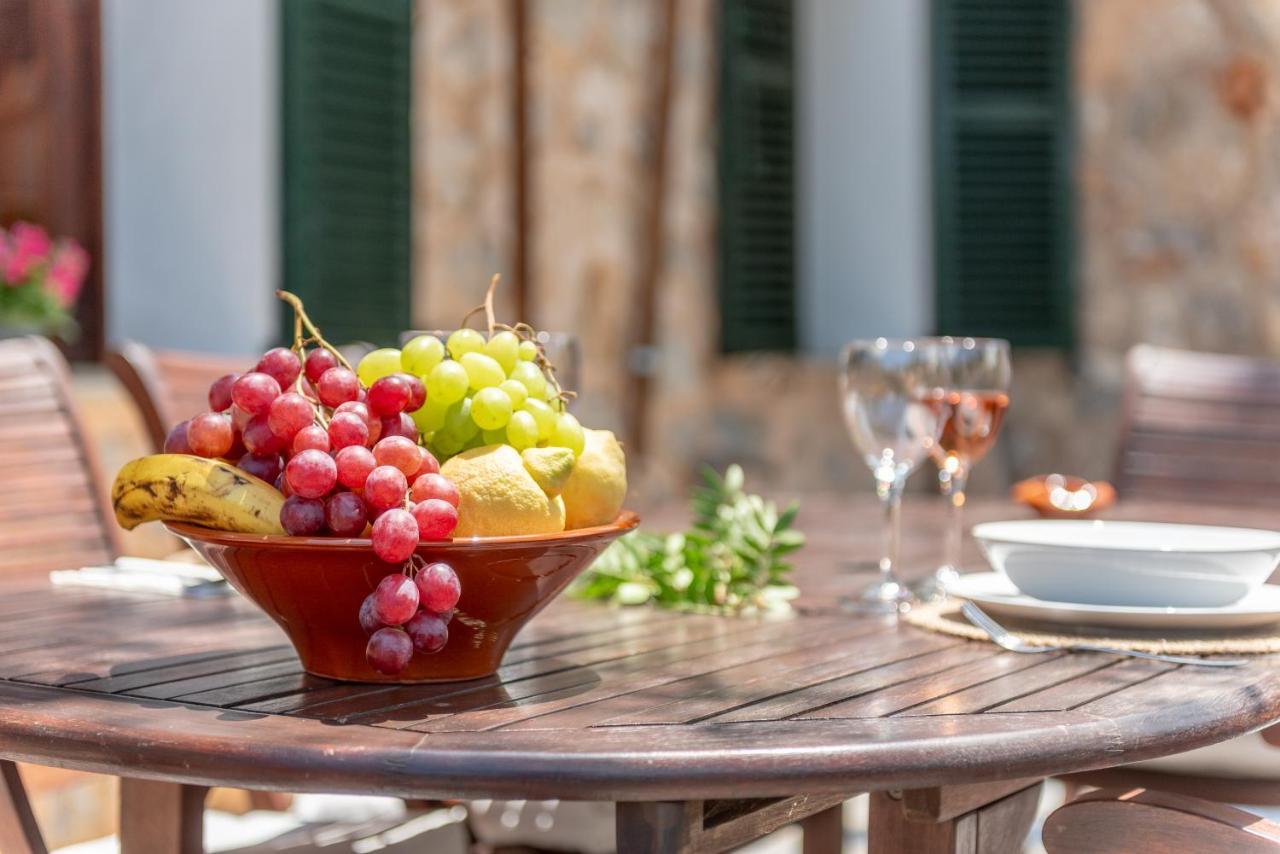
[840,339,949,612]
[922,337,1011,599]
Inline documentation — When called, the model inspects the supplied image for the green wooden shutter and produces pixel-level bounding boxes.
[282,0,412,346]
[933,0,1073,348]
[718,0,795,353]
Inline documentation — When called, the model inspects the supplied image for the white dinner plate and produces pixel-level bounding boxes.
[946,572,1280,631]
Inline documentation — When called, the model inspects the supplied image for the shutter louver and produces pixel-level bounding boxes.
[282,0,412,346]
[934,0,1073,348]
[718,0,796,353]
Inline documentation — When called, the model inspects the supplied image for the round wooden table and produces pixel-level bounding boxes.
[1,497,1278,853]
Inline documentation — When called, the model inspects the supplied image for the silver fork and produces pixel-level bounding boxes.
[960,601,1249,668]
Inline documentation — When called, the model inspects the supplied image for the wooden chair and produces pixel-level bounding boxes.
[1043,788,1280,853]
[0,336,120,578]
[105,340,248,451]
[1114,343,1280,505]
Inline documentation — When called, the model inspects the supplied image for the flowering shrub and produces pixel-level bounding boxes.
[0,222,89,332]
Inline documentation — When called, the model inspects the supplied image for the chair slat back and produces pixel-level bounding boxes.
[1115,344,1280,505]
[0,337,119,576]
[106,341,247,451]
[1044,788,1280,853]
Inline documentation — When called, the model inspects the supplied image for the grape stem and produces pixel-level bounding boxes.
[276,290,355,372]
[460,275,575,408]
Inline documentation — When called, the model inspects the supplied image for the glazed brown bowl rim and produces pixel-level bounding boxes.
[165,509,640,551]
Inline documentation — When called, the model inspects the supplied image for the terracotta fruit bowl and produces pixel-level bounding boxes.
[167,511,639,683]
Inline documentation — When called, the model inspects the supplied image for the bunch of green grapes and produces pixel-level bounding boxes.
[356,329,584,462]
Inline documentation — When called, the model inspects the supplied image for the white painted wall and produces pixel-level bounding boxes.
[796,0,933,356]
[103,0,279,356]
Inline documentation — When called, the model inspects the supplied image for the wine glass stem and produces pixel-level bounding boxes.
[877,476,906,586]
[939,459,970,573]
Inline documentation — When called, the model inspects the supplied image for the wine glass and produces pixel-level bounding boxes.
[840,338,949,612]
[922,337,1011,599]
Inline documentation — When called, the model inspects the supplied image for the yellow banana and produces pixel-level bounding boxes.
[112,454,286,535]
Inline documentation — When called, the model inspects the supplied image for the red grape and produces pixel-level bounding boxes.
[373,436,421,476]
[231,372,281,415]
[227,429,247,460]
[186,412,234,458]
[372,571,419,622]
[208,373,239,412]
[256,347,302,390]
[164,420,193,454]
[414,561,460,613]
[304,348,339,384]
[325,491,368,537]
[267,392,315,440]
[412,499,459,541]
[412,447,440,478]
[230,404,253,432]
[365,415,383,447]
[404,611,449,654]
[372,509,419,564]
[285,449,338,499]
[380,412,417,442]
[358,593,382,635]
[237,452,282,483]
[334,400,372,421]
[327,411,369,450]
[410,473,459,507]
[367,375,411,417]
[366,627,412,675]
[335,445,377,489]
[275,472,292,498]
[364,466,408,512]
[395,373,427,412]
[292,424,330,455]
[280,495,325,535]
[242,413,286,456]
[316,367,359,407]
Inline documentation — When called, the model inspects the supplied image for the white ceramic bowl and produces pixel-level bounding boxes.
[971,520,1280,608]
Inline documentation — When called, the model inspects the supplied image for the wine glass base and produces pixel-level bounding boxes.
[842,580,914,614]
[915,566,961,603]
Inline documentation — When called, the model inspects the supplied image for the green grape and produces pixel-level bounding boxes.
[518,339,539,361]
[447,328,485,359]
[510,361,546,398]
[481,427,507,445]
[499,379,528,409]
[426,360,469,404]
[401,335,444,375]
[523,398,556,440]
[550,412,585,457]
[471,387,513,430]
[432,432,464,458]
[484,330,520,374]
[463,432,487,451]
[460,352,506,390]
[443,397,479,441]
[412,397,449,434]
[357,348,403,387]
[506,410,538,450]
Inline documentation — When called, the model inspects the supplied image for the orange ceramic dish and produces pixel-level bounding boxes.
[1011,475,1116,519]
[167,511,640,683]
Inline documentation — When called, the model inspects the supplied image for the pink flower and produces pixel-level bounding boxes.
[4,222,52,283]
[0,227,10,287]
[47,241,89,307]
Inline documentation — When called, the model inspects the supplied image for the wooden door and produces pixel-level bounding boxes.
[0,0,103,360]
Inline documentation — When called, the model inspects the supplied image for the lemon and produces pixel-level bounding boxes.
[441,444,565,537]
[522,447,576,497]
[561,429,627,529]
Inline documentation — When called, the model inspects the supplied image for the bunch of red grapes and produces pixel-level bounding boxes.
[361,561,460,674]
[163,344,465,673]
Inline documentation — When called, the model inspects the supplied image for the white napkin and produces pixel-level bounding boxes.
[51,557,229,598]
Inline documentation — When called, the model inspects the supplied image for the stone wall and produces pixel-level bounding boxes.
[411,0,1280,501]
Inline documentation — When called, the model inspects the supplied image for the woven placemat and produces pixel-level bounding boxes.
[904,599,1280,655]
